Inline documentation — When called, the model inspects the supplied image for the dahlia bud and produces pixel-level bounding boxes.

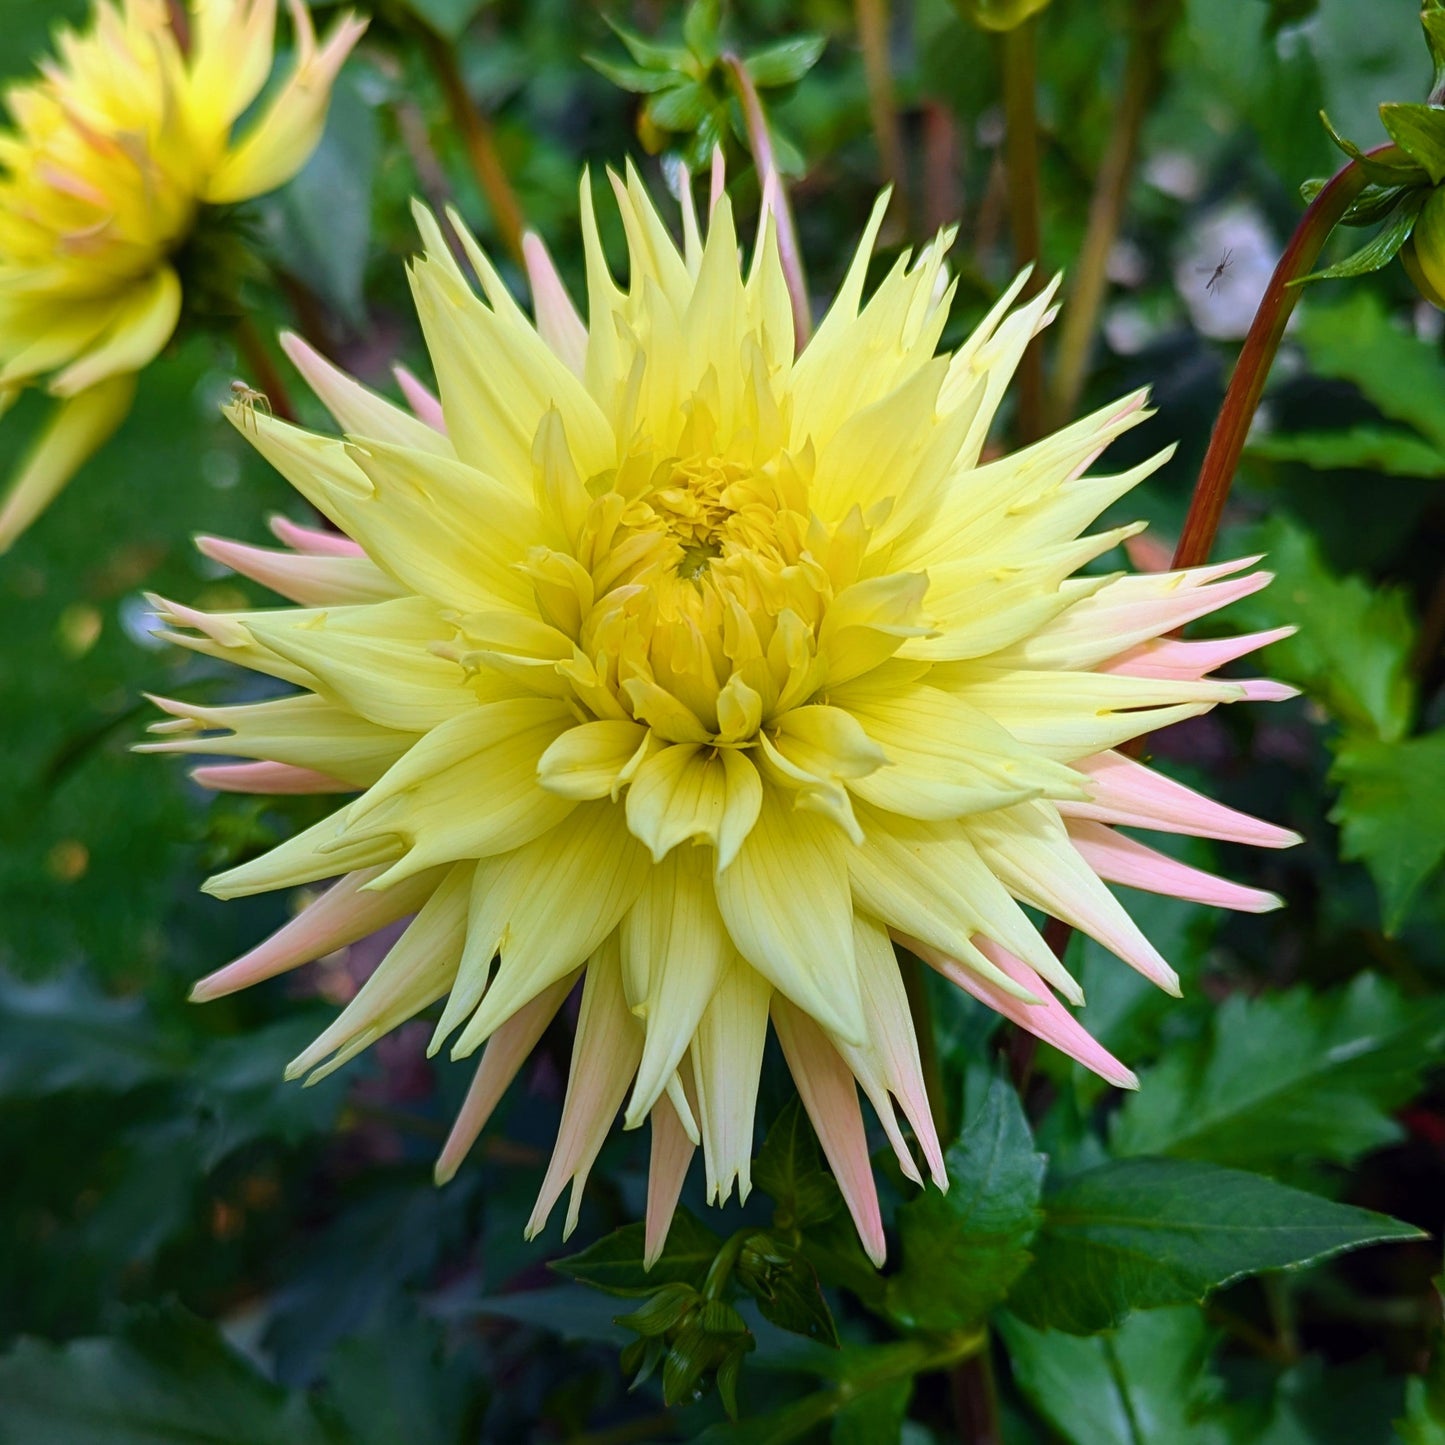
[1401,186,1445,309]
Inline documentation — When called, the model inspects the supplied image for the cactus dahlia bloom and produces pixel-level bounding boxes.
[0,0,367,550]
[143,173,1298,1266]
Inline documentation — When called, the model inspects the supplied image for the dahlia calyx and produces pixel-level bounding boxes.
[142,170,1298,1266]
[0,0,367,550]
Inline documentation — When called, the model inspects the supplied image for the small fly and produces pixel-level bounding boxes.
[229,379,272,431]
[1200,249,1234,295]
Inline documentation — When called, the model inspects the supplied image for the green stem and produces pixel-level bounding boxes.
[1001,19,1045,444]
[703,1230,749,1300]
[855,0,910,231]
[417,24,526,266]
[234,316,296,423]
[1048,9,1166,428]
[722,52,812,350]
[1171,154,1369,569]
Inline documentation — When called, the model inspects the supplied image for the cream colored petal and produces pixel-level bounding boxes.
[713,786,866,1047]
[771,995,887,1267]
[691,958,771,1206]
[285,861,471,1081]
[625,742,762,867]
[434,971,577,1185]
[50,265,181,396]
[0,373,135,552]
[204,6,369,203]
[190,863,445,1002]
[537,720,650,800]
[525,934,642,1242]
[202,812,403,899]
[620,848,732,1128]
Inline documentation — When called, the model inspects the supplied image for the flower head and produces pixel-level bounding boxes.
[144,171,1298,1265]
[0,0,367,549]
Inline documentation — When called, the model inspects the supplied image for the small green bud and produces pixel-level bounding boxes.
[1402,185,1445,308]
[954,0,1052,31]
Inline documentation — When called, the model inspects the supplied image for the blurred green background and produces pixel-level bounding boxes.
[1,0,1444,1440]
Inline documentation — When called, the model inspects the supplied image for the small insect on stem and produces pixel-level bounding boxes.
[1201,248,1234,295]
[229,379,273,432]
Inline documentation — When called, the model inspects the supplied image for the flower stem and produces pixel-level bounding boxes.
[1001,18,1046,444]
[1047,8,1167,428]
[416,24,526,267]
[722,53,812,350]
[855,0,910,232]
[1171,154,1369,569]
[234,316,296,423]
[950,1344,1003,1445]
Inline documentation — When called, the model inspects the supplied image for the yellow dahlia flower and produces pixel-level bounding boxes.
[0,0,367,550]
[143,172,1297,1265]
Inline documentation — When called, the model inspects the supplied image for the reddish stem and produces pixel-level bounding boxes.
[1171,154,1371,569]
[235,316,297,424]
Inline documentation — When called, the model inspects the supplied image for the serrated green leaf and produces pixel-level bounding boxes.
[754,1097,844,1230]
[1238,513,1416,741]
[744,36,826,89]
[0,1304,337,1445]
[584,55,681,94]
[1294,190,1423,284]
[647,80,711,132]
[1382,104,1445,185]
[998,1306,1223,1445]
[1294,290,1445,453]
[1330,731,1445,932]
[737,1236,839,1347]
[550,1209,721,1297]
[1248,424,1445,477]
[886,1074,1044,1332]
[1111,975,1445,1172]
[1006,1158,1422,1334]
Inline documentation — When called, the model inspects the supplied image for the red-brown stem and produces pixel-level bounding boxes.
[722,53,813,350]
[922,100,963,237]
[1001,19,1046,444]
[235,316,297,424]
[1171,155,1370,569]
[856,0,911,232]
[417,24,526,267]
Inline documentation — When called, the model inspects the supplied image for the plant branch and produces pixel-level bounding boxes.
[1001,18,1046,444]
[1171,154,1370,569]
[722,52,812,350]
[416,24,526,266]
[234,316,296,423]
[951,1345,1003,1445]
[856,0,910,231]
[1048,10,1166,427]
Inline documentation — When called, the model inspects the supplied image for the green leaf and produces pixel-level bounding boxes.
[1006,1158,1423,1334]
[0,969,182,1098]
[1239,513,1416,741]
[584,55,681,94]
[1248,424,1445,478]
[551,1208,721,1297]
[683,0,722,65]
[1110,974,1445,1174]
[1382,103,1445,185]
[998,1306,1223,1445]
[744,36,826,89]
[1330,731,1445,932]
[1294,190,1423,283]
[886,1075,1045,1332]
[647,80,711,132]
[737,1234,839,1347]
[265,70,377,329]
[0,1304,336,1445]
[1399,1345,1445,1445]
[754,1097,844,1231]
[830,1377,912,1445]
[1294,290,1445,454]
[602,17,691,73]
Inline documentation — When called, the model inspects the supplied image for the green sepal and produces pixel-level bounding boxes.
[1381,103,1445,185]
[1291,190,1424,286]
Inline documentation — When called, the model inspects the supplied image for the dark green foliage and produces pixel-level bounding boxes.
[1006,1159,1422,1334]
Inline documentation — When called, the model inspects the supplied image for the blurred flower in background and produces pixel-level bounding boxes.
[0,0,366,551]
[142,174,1296,1267]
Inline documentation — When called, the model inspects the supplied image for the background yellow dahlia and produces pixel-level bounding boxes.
[0,0,366,550]
[143,173,1296,1265]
